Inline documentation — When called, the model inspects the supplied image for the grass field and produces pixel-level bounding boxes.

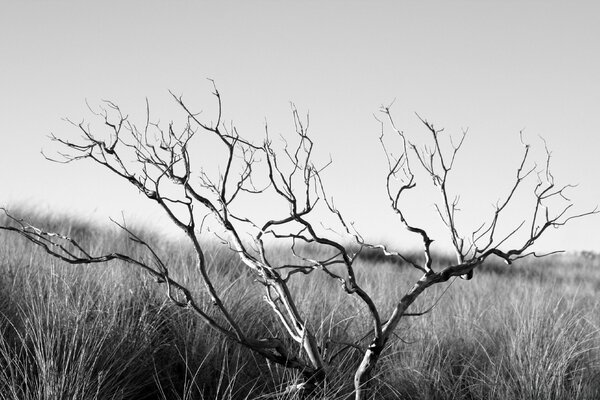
[0,212,598,399]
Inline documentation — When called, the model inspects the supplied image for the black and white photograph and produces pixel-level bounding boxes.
[0,2,598,399]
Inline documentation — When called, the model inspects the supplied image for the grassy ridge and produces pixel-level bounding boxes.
[0,213,598,399]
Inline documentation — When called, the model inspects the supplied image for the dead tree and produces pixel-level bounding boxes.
[0,84,595,399]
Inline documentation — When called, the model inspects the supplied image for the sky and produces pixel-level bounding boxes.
[1,1,599,254]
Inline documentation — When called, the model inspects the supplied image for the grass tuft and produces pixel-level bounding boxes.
[0,211,598,399]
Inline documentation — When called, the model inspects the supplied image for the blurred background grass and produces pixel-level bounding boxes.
[0,210,598,399]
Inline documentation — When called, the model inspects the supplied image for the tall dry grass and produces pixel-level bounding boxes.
[0,212,598,399]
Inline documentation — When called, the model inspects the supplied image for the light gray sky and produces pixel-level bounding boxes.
[1,1,598,253]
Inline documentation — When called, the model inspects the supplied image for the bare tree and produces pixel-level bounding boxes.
[0,84,595,399]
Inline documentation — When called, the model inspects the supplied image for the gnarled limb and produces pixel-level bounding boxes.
[1,86,595,400]
[351,105,596,400]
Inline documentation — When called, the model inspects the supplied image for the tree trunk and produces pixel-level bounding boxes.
[354,344,382,400]
[353,273,435,399]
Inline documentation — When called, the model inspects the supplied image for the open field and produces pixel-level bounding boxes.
[0,212,599,400]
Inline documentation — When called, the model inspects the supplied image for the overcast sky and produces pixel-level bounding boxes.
[1,1,598,253]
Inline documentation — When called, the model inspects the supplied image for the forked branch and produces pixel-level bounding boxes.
[0,87,595,400]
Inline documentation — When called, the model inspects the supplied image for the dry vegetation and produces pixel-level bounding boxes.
[1,86,598,399]
[1,211,598,400]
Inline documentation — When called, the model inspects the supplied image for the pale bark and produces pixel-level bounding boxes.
[1,87,595,399]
